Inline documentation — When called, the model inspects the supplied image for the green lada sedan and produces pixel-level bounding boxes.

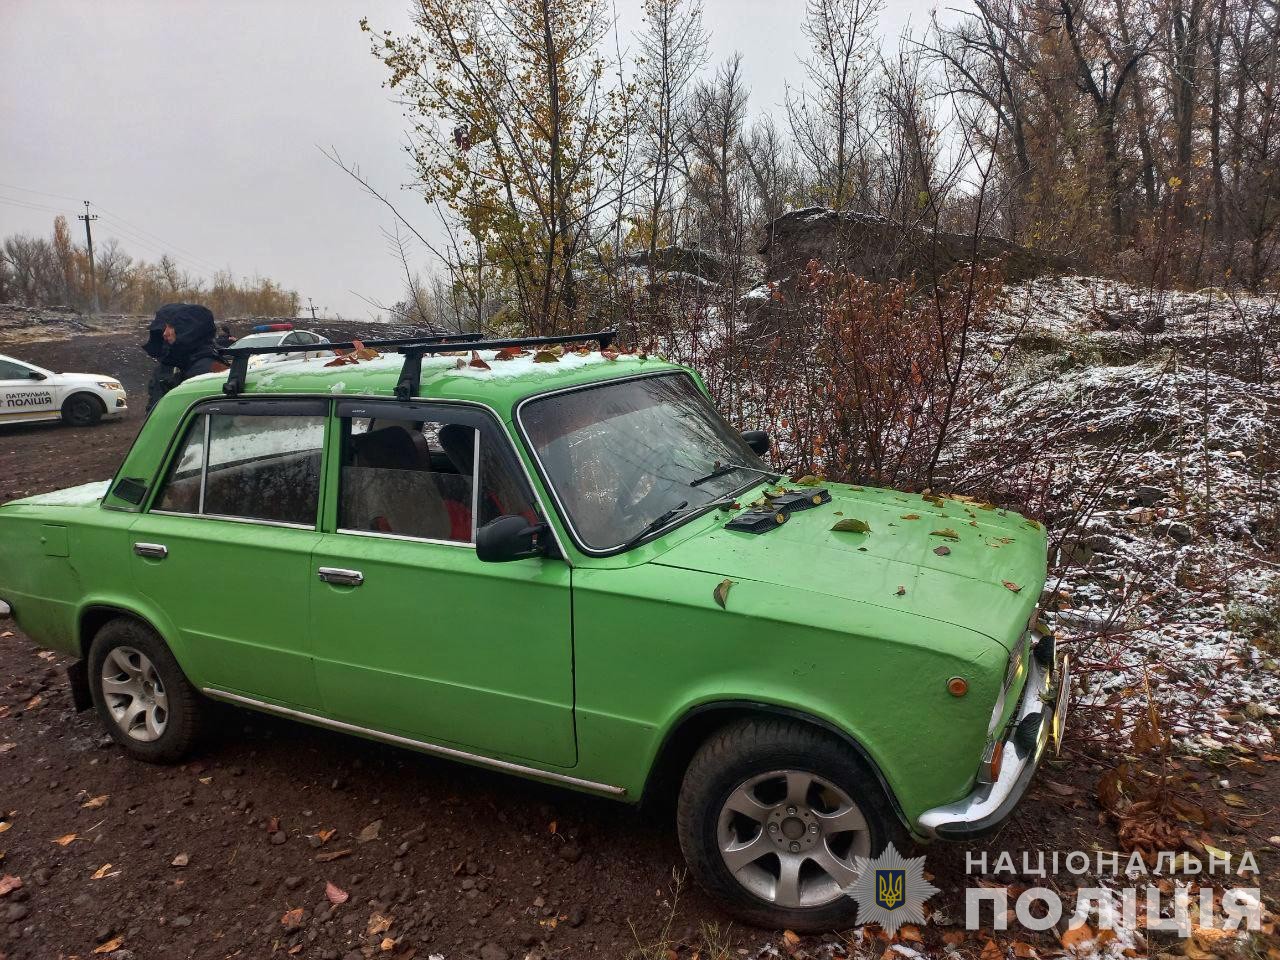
[0,332,1065,931]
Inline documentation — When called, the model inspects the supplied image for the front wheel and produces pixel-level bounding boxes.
[61,393,103,427]
[87,619,205,763]
[677,718,910,932]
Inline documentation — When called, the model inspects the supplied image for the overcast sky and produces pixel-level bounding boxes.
[0,0,935,320]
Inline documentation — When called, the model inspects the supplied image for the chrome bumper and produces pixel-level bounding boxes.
[916,646,1068,840]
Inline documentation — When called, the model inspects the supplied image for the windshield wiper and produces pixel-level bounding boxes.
[617,491,746,552]
[689,460,782,487]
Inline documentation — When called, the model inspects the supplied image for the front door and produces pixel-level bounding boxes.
[309,400,576,767]
[0,357,57,423]
[130,398,328,707]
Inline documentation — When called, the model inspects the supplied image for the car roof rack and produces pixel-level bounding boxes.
[220,328,618,398]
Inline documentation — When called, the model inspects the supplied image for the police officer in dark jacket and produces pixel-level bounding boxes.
[143,303,222,411]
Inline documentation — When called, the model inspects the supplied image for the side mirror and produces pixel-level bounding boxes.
[28,371,46,381]
[476,515,550,563]
[741,430,771,456]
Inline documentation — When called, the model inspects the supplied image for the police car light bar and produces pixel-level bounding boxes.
[250,322,294,333]
[219,328,617,397]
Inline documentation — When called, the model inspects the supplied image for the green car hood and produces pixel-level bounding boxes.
[652,482,1047,650]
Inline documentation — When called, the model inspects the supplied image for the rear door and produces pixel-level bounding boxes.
[308,400,576,766]
[129,398,327,707]
[0,357,58,423]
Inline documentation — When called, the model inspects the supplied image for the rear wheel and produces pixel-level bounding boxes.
[677,718,910,931]
[62,392,103,427]
[87,619,204,762]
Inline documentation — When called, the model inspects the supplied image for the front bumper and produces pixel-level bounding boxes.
[104,389,128,417]
[916,643,1069,840]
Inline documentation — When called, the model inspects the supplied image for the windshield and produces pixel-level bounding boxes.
[233,333,284,349]
[520,372,768,552]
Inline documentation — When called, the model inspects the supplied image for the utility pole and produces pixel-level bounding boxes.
[77,200,100,313]
[307,297,317,321]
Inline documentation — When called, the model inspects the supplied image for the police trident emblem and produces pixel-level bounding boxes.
[844,842,939,935]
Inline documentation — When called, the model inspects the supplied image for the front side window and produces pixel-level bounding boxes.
[0,359,31,379]
[337,406,537,544]
[153,404,325,525]
[519,373,767,552]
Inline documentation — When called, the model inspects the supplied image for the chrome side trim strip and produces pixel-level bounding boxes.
[200,687,627,797]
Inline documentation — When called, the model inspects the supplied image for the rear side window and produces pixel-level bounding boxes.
[153,405,326,526]
[337,406,538,544]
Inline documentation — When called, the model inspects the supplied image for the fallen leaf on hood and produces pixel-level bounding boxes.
[601,349,620,361]
[493,346,524,360]
[325,880,349,905]
[713,579,734,609]
[53,833,78,846]
[931,528,960,540]
[315,847,352,863]
[900,513,921,520]
[793,475,822,486]
[81,795,109,810]
[356,819,382,843]
[933,545,951,556]
[0,875,21,897]
[533,349,559,363]
[468,351,491,371]
[895,585,906,596]
[1002,580,1022,592]
[831,518,871,533]
[94,935,125,954]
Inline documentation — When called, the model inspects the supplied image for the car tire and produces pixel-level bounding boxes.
[87,618,204,763]
[62,392,104,427]
[677,717,911,932]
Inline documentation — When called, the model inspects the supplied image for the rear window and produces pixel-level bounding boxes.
[154,406,325,526]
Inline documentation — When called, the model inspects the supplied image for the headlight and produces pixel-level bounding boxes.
[97,381,121,390]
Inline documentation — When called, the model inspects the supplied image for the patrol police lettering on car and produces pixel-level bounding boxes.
[5,391,54,408]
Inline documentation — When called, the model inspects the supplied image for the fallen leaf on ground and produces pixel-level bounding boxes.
[315,847,352,863]
[981,939,1004,960]
[171,852,189,868]
[356,819,382,843]
[0,875,21,897]
[0,822,9,834]
[94,936,124,954]
[81,795,108,809]
[367,912,393,936]
[266,816,280,833]
[1060,924,1094,951]
[1011,941,1038,958]
[53,833,78,846]
[311,828,336,844]
[380,937,396,952]
[713,579,733,609]
[90,863,118,880]
[325,880,349,905]
[281,907,304,929]
[1043,779,1077,797]
[23,695,41,710]
[899,924,923,942]
[0,743,14,753]
[1222,792,1249,808]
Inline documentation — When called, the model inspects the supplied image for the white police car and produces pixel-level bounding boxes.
[0,353,128,427]
[233,324,333,369]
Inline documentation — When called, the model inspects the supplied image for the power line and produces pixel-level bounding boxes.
[78,201,100,313]
[0,181,83,203]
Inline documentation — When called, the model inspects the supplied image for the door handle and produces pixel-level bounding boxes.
[133,542,168,559]
[317,567,364,586]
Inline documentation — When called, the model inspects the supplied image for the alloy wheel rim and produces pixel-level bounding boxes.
[100,646,168,742]
[716,769,870,909]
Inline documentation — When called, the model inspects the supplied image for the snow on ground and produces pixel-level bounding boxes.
[973,277,1280,751]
